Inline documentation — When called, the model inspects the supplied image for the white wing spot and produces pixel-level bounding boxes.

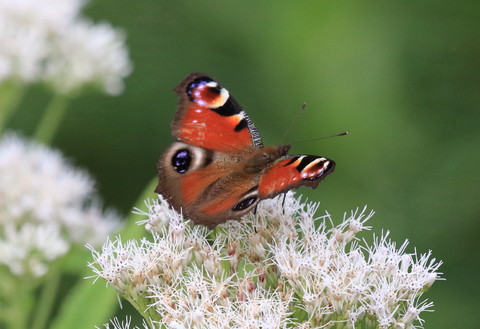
[206,81,219,88]
[302,158,325,172]
[210,87,230,109]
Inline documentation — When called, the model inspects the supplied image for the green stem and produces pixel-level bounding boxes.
[0,81,25,134]
[31,261,62,329]
[49,177,159,329]
[114,177,160,326]
[16,283,34,329]
[34,93,70,144]
[125,293,160,326]
[2,273,36,329]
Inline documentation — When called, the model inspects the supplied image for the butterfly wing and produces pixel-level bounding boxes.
[157,143,335,228]
[157,73,264,228]
[156,142,260,228]
[258,154,335,199]
[172,73,262,153]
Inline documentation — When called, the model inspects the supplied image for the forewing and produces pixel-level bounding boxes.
[172,73,262,153]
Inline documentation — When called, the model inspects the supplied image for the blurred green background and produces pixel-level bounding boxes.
[7,0,480,328]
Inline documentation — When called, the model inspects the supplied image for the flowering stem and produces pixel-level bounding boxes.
[47,178,158,329]
[34,93,70,144]
[31,261,62,329]
[124,294,159,327]
[5,275,36,329]
[0,81,25,134]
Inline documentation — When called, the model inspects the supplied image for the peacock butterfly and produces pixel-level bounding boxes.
[155,73,335,228]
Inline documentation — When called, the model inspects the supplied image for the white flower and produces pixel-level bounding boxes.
[0,133,120,277]
[134,197,187,233]
[0,0,85,82]
[148,266,292,329]
[0,223,68,277]
[0,0,85,29]
[91,192,442,329]
[0,134,93,223]
[97,317,151,329]
[43,20,132,95]
[0,0,131,95]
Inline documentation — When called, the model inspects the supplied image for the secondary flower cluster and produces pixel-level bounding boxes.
[0,0,131,95]
[90,192,441,329]
[0,133,119,277]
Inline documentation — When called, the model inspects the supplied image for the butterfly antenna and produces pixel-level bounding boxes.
[280,102,307,143]
[291,131,348,146]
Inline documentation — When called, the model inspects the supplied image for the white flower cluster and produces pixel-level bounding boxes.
[90,193,441,329]
[0,133,120,277]
[0,0,131,95]
[98,317,150,329]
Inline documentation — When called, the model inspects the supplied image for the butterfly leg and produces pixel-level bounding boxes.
[282,193,287,214]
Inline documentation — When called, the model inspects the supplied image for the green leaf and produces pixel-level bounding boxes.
[50,178,157,329]
[49,278,118,329]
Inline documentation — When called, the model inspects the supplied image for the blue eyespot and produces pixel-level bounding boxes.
[232,196,257,211]
[172,149,191,173]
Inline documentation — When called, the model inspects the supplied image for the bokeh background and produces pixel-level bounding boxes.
[7,1,479,328]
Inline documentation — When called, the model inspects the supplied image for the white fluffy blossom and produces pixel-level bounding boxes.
[0,133,120,277]
[0,223,68,277]
[91,192,441,329]
[43,20,131,95]
[97,317,151,329]
[0,0,131,95]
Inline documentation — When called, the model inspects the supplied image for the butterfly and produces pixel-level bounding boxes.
[155,73,335,228]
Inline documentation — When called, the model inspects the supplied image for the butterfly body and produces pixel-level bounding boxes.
[156,73,335,228]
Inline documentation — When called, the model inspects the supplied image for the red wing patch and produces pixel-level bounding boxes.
[258,155,335,198]
[200,195,239,216]
[171,73,262,153]
[180,168,220,205]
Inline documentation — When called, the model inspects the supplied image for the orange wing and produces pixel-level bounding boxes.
[258,155,335,199]
[172,73,262,153]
